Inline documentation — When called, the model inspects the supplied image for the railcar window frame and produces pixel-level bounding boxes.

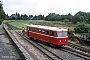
[57,32,62,37]
[29,27,31,31]
[38,29,41,33]
[30,27,33,31]
[46,31,49,35]
[42,30,45,34]
[57,31,67,37]
[50,31,57,37]
[35,28,38,33]
[62,31,67,37]
[33,28,36,32]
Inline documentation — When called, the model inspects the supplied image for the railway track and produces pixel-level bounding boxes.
[5,23,63,60]
[23,35,63,60]
[5,22,90,60]
[68,42,90,54]
[15,31,89,60]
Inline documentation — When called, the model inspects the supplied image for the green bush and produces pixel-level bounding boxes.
[74,23,88,33]
[85,24,90,33]
[63,19,69,22]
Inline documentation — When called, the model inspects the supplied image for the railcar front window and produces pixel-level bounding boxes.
[58,32,62,37]
[58,32,67,37]
[63,32,67,37]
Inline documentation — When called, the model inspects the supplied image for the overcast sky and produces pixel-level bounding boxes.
[2,0,90,16]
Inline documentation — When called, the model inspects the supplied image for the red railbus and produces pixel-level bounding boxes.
[26,25,68,46]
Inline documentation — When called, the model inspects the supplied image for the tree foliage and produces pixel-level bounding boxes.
[45,11,90,24]
[0,3,5,24]
[8,13,45,20]
[6,10,90,25]
[74,23,88,33]
[45,13,72,22]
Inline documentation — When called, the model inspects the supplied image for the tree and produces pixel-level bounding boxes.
[5,14,9,19]
[23,14,28,20]
[68,13,73,22]
[31,14,44,20]
[21,14,23,20]
[63,19,69,22]
[45,13,72,22]
[29,15,33,20]
[33,15,38,20]
[72,11,90,24]
[17,13,20,20]
[38,14,44,20]
[0,2,5,24]
[45,13,56,21]
[74,23,88,33]
[55,14,61,21]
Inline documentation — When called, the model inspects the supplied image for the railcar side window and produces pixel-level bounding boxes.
[42,30,45,34]
[33,28,36,32]
[54,32,57,37]
[62,32,67,37]
[30,28,36,32]
[50,31,57,37]
[46,31,49,35]
[38,29,41,33]
[31,28,33,31]
[30,28,33,31]
[50,31,53,36]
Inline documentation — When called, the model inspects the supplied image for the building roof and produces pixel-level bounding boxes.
[27,24,67,31]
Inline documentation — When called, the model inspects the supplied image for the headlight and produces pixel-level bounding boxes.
[60,40,61,42]
[65,40,66,42]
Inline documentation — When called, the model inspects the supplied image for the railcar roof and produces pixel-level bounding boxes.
[27,25,67,31]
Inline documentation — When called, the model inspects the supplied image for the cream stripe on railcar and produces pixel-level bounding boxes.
[27,25,67,31]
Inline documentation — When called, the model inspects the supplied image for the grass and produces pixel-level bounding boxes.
[7,20,90,46]
[8,20,31,29]
[8,20,75,30]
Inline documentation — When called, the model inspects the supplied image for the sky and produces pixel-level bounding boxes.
[1,0,90,16]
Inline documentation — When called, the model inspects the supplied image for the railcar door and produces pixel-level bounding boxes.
[50,31,57,45]
[45,30,50,43]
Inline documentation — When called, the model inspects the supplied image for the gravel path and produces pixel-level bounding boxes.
[11,30,50,60]
[0,26,21,60]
